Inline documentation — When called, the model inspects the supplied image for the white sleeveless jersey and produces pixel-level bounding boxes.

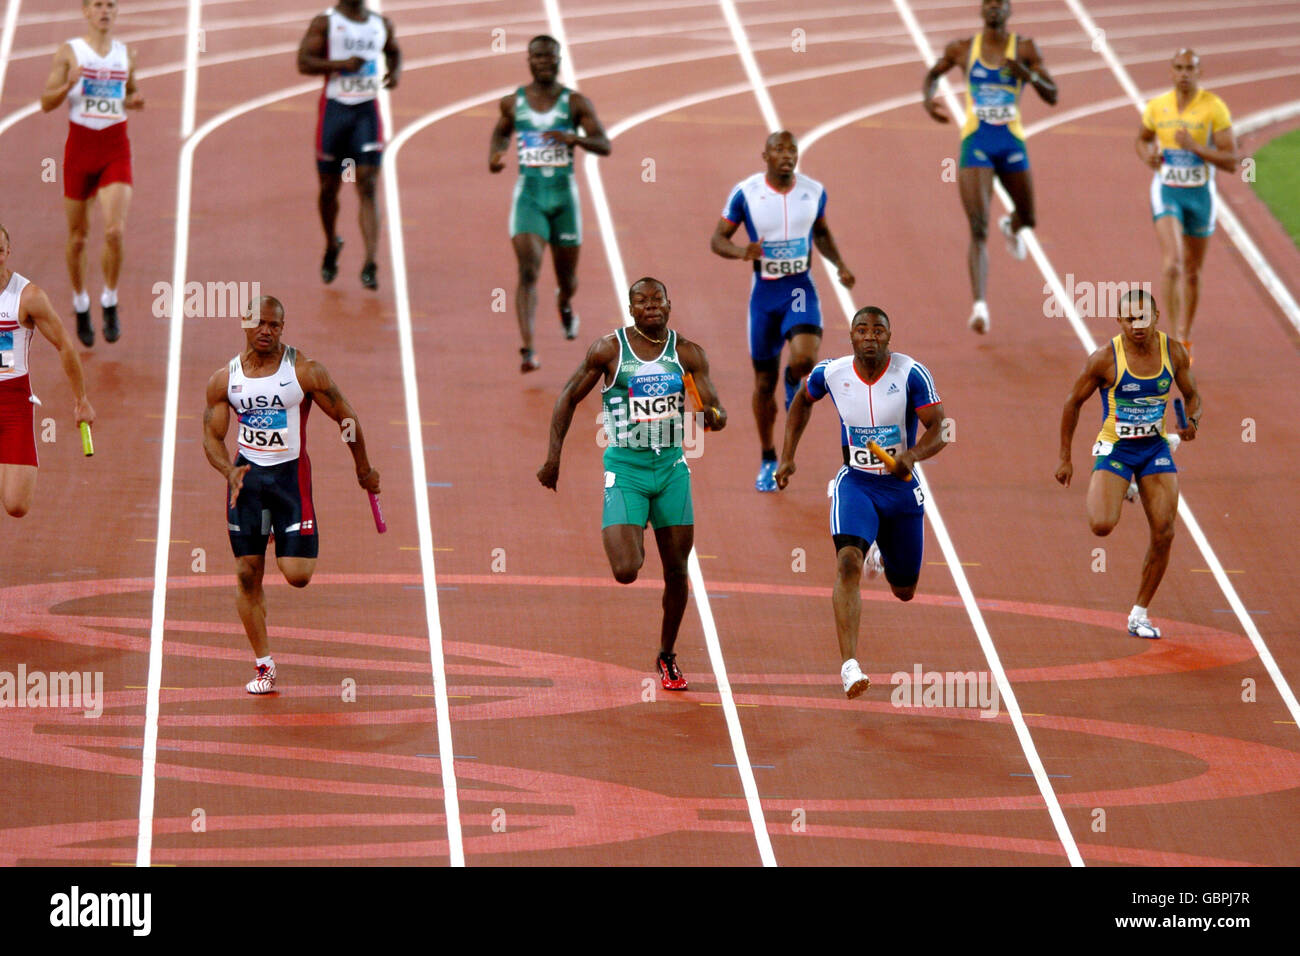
[805,352,941,475]
[0,272,34,381]
[721,172,827,280]
[323,7,387,104]
[227,347,308,466]
[67,38,129,130]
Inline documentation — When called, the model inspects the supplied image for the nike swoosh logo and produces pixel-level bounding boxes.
[279,380,293,386]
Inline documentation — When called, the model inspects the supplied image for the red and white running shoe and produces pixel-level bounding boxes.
[246,660,277,694]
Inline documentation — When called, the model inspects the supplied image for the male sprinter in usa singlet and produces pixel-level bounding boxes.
[203,297,380,694]
[777,307,948,699]
[1056,289,1201,640]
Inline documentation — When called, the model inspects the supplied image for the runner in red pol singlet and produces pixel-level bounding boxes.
[40,0,143,348]
[0,226,96,520]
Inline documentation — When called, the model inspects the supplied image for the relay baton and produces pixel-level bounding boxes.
[682,373,714,431]
[1174,398,1188,430]
[368,491,387,533]
[79,422,94,457]
[867,440,912,482]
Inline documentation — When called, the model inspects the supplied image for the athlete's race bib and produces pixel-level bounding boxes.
[1114,398,1165,439]
[239,408,289,450]
[1114,419,1162,439]
[0,331,12,370]
[518,130,572,168]
[972,86,1016,126]
[1160,149,1208,188]
[337,58,380,98]
[846,424,902,471]
[759,237,810,280]
[628,371,683,422]
[79,77,124,120]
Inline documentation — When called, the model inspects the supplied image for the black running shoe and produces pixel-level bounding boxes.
[320,236,343,284]
[102,304,120,343]
[360,261,378,290]
[75,310,93,347]
[520,347,540,373]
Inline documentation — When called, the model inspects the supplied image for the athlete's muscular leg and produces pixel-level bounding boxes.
[1154,216,1185,341]
[512,233,546,352]
[235,554,271,658]
[277,556,317,589]
[653,524,693,655]
[785,332,820,386]
[356,165,381,264]
[96,182,132,291]
[833,544,865,663]
[63,198,91,297]
[752,360,780,455]
[317,171,343,245]
[1181,234,1210,343]
[551,242,579,314]
[1086,469,1129,537]
[0,464,38,518]
[1135,472,1178,608]
[958,167,994,302]
[997,167,1036,232]
[602,523,646,585]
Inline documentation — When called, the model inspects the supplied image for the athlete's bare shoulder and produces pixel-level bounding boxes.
[205,363,231,404]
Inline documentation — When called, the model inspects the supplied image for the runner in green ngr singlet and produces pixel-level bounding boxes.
[538,277,726,690]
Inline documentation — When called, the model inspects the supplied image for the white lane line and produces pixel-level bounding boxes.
[179,0,200,136]
[547,0,777,867]
[0,0,21,107]
[372,0,465,869]
[1061,0,1300,726]
[137,0,202,871]
[716,0,781,130]
[1235,98,1300,135]
[1063,0,1300,334]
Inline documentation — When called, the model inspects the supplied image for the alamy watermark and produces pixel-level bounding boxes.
[151,280,262,319]
[890,664,999,718]
[1043,275,1152,319]
[0,664,104,718]
[594,407,707,459]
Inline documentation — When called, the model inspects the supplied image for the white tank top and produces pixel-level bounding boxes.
[0,272,34,381]
[323,7,387,104]
[67,38,129,130]
[226,347,308,466]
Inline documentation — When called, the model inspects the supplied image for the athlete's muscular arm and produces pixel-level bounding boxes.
[298,357,381,493]
[1055,347,1112,487]
[894,402,948,479]
[1135,123,1162,170]
[710,218,762,261]
[1004,37,1057,105]
[543,92,611,156]
[922,38,966,123]
[1175,125,1240,174]
[775,385,817,489]
[538,335,619,490]
[124,47,144,110]
[812,217,855,289]
[297,14,364,76]
[203,367,249,503]
[22,284,93,426]
[40,43,81,112]
[382,17,401,89]
[677,338,726,431]
[1168,340,1201,441]
[488,95,515,173]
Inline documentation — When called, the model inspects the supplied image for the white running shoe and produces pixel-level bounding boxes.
[841,658,871,699]
[246,660,277,694]
[968,300,989,335]
[1167,433,1181,453]
[864,541,884,579]
[1128,616,1161,640]
[999,214,1026,260]
[1125,479,1139,503]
